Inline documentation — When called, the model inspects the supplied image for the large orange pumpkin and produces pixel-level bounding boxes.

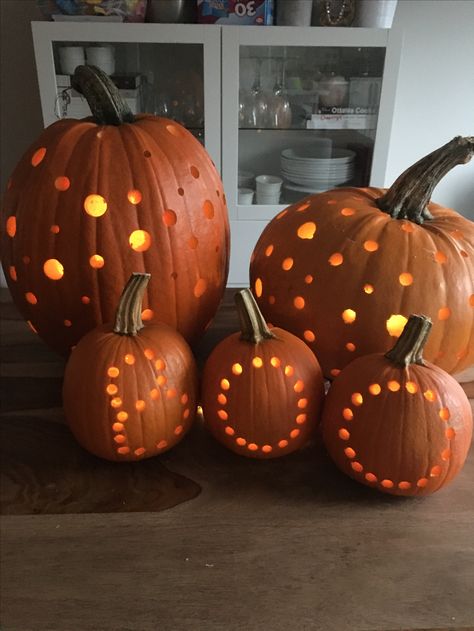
[63,273,198,461]
[250,137,474,378]
[1,65,229,354]
[322,314,473,496]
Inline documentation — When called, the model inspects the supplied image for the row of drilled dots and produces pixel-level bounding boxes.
[5,132,222,324]
[217,357,308,453]
[254,201,474,376]
[337,381,453,490]
[106,348,191,456]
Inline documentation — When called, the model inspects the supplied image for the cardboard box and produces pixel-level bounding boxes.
[197,0,273,25]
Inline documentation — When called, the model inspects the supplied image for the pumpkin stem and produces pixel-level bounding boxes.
[114,273,151,336]
[71,65,135,126]
[376,136,474,224]
[385,314,432,367]
[235,289,276,344]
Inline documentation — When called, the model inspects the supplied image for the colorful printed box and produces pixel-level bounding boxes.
[197,0,274,25]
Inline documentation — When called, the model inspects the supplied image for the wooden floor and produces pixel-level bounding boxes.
[1,289,473,631]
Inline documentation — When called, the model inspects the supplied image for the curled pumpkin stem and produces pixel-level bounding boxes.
[377,136,474,224]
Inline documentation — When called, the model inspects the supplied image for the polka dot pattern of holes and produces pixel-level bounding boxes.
[255,200,471,362]
[337,379,455,491]
[105,349,191,457]
[9,131,224,312]
[217,357,310,455]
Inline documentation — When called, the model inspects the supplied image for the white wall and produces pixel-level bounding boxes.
[386,0,474,218]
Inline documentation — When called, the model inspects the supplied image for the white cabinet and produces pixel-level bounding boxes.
[31,22,401,286]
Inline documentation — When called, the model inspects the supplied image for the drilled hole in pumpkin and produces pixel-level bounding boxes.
[129,230,151,252]
[9,266,17,281]
[183,408,190,420]
[181,393,189,405]
[127,189,142,205]
[166,389,177,400]
[150,389,160,400]
[190,166,200,178]
[293,380,304,393]
[363,284,374,294]
[365,473,377,483]
[221,378,230,390]
[157,375,167,387]
[50,224,60,234]
[89,254,105,269]
[6,216,16,237]
[106,384,118,395]
[268,295,276,305]
[112,422,124,432]
[351,393,363,406]
[400,222,415,233]
[338,428,350,440]
[346,342,356,352]
[265,244,274,257]
[405,381,418,394]
[25,292,38,305]
[438,307,451,320]
[304,330,315,342]
[134,400,145,412]
[399,272,414,287]
[110,397,122,408]
[363,240,379,252]
[297,201,310,212]
[434,251,447,264]
[290,429,300,439]
[194,278,207,298]
[114,434,126,444]
[297,398,308,409]
[439,407,450,421]
[221,425,234,437]
[381,479,394,488]
[43,258,64,280]
[430,465,442,477]
[340,207,355,216]
[329,253,343,266]
[143,349,154,360]
[144,150,151,158]
[217,393,227,405]
[173,425,183,436]
[386,314,407,337]
[203,200,214,219]
[64,319,72,327]
[124,354,135,365]
[270,356,281,368]
[441,448,451,461]
[387,380,400,392]
[294,296,305,309]
[84,194,107,217]
[163,209,177,226]
[297,222,317,239]
[252,357,263,368]
[31,147,47,166]
[248,443,258,451]
[282,257,294,271]
[284,365,294,377]
[330,368,341,377]
[53,176,70,192]
[254,278,263,297]
[276,209,288,220]
[368,383,381,396]
[142,309,154,321]
[134,447,146,456]
[344,447,356,459]
[236,437,246,446]
[423,389,436,401]
[446,427,456,440]
[81,296,91,305]
[304,275,314,284]
[278,439,289,448]
[117,411,128,422]
[342,309,356,324]
[260,445,272,453]
[296,414,307,425]
[232,363,243,375]
[157,440,168,450]
[351,462,363,472]
[117,446,130,455]
[342,408,353,421]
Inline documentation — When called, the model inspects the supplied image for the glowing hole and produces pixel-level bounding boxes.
[232,363,243,375]
[351,462,363,472]
[331,369,341,377]
[297,398,308,409]
[221,379,230,390]
[363,284,374,294]
[51,225,60,234]
[388,380,400,392]
[381,479,394,488]
[270,357,281,368]
[225,426,235,436]
[31,147,47,166]
[157,440,168,450]
[117,411,128,422]
[106,384,118,395]
[398,481,411,490]
[117,446,130,455]
[252,357,263,368]
[110,397,122,408]
[282,257,294,271]
[142,309,154,321]
[434,251,447,264]
[297,202,310,212]
[163,209,177,226]
[446,427,455,439]
[89,254,104,269]
[401,222,414,233]
[43,258,64,280]
[124,354,135,365]
[297,222,317,239]
[112,422,124,432]
[84,194,107,217]
[278,439,289,448]
[405,381,418,394]
[294,296,305,309]
[365,473,377,483]
[304,330,315,342]
[346,342,356,352]
[190,166,200,178]
[194,278,207,298]
[441,448,451,460]
[424,390,436,401]
[143,349,154,360]
[399,272,413,286]
[386,314,408,337]
[290,429,300,439]
[329,253,343,266]
[155,359,166,370]
[351,393,363,406]
[344,447,356,459]
[6,216,16,237]
[439,407,450,421]
[114,434,126,444]
[438,307,451,321]
[343,408,353,421]
[150,389,160,400]
[255,278,263,297]
[203,200,214,219]
[129,230,151,252]
[284,365,294,377]
[305,275,313,284]
[218,410,228,421]
[183,409,190,420]
[127,189,142,205]
[81,296,90,305]
[174,425,184,436]
[268,295,276,305]
[276,209,288,219]
[430,465,442,477]
[166,389,177,399]
[236,437,246,446]
[63,319,72,328]
[181,393,189,405]
[296,414,306,425]
[363,240,379,252]
[339,428,350,440]
[265,245,274,256]
[248,443,258,451]
[25,292,38,305]
[294,380,304,393]
[262,445,273,453]
[9,266,17,281]
[340,207,355,216]
[369,383,381,395]
[342,309,356,324]
[157,375,167,387]
[134,448,146,456]
[135,400,146,412]
[470,294,474,307]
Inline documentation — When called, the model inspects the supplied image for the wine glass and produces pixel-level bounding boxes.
[245,57,268,128]
[267,58,292,129]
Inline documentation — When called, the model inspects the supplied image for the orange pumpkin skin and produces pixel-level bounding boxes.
[322,348,472,497]
[250,187,474,377]
[1,96,229,354]
[63,276,198,462]
[201,291,325,459]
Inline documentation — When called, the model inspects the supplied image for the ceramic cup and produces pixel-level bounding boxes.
[86,46,116,75]
[59,46,85,75]
[238,188,255,205]
[256,175,283,203]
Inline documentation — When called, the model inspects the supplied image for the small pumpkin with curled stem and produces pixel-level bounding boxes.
[63,273,198,461]
[322,314,473,495]
[201,289,325,458]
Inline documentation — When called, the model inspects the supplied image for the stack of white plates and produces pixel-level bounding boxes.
[281,147,355,189]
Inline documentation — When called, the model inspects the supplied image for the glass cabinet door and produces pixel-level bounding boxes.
[32,23,221,170]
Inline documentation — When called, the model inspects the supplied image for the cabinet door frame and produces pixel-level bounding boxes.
[31,22,222,171]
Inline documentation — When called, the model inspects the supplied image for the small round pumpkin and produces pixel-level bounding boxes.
[250,137,474,377]
[63,273,198,461]
[201,289,325,458]
[1,65,229,354]
[322,314,473,495]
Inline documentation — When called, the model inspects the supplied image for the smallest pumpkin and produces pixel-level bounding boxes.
[322,314,473,495]
[63,273,198,461]
[201,289,325,458]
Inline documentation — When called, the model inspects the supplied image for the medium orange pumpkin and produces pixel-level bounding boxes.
[201,289,325,458]
[63,273,198,461]
[250,137,474,378]
[1,65,229,354]
[322,315,473,496]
